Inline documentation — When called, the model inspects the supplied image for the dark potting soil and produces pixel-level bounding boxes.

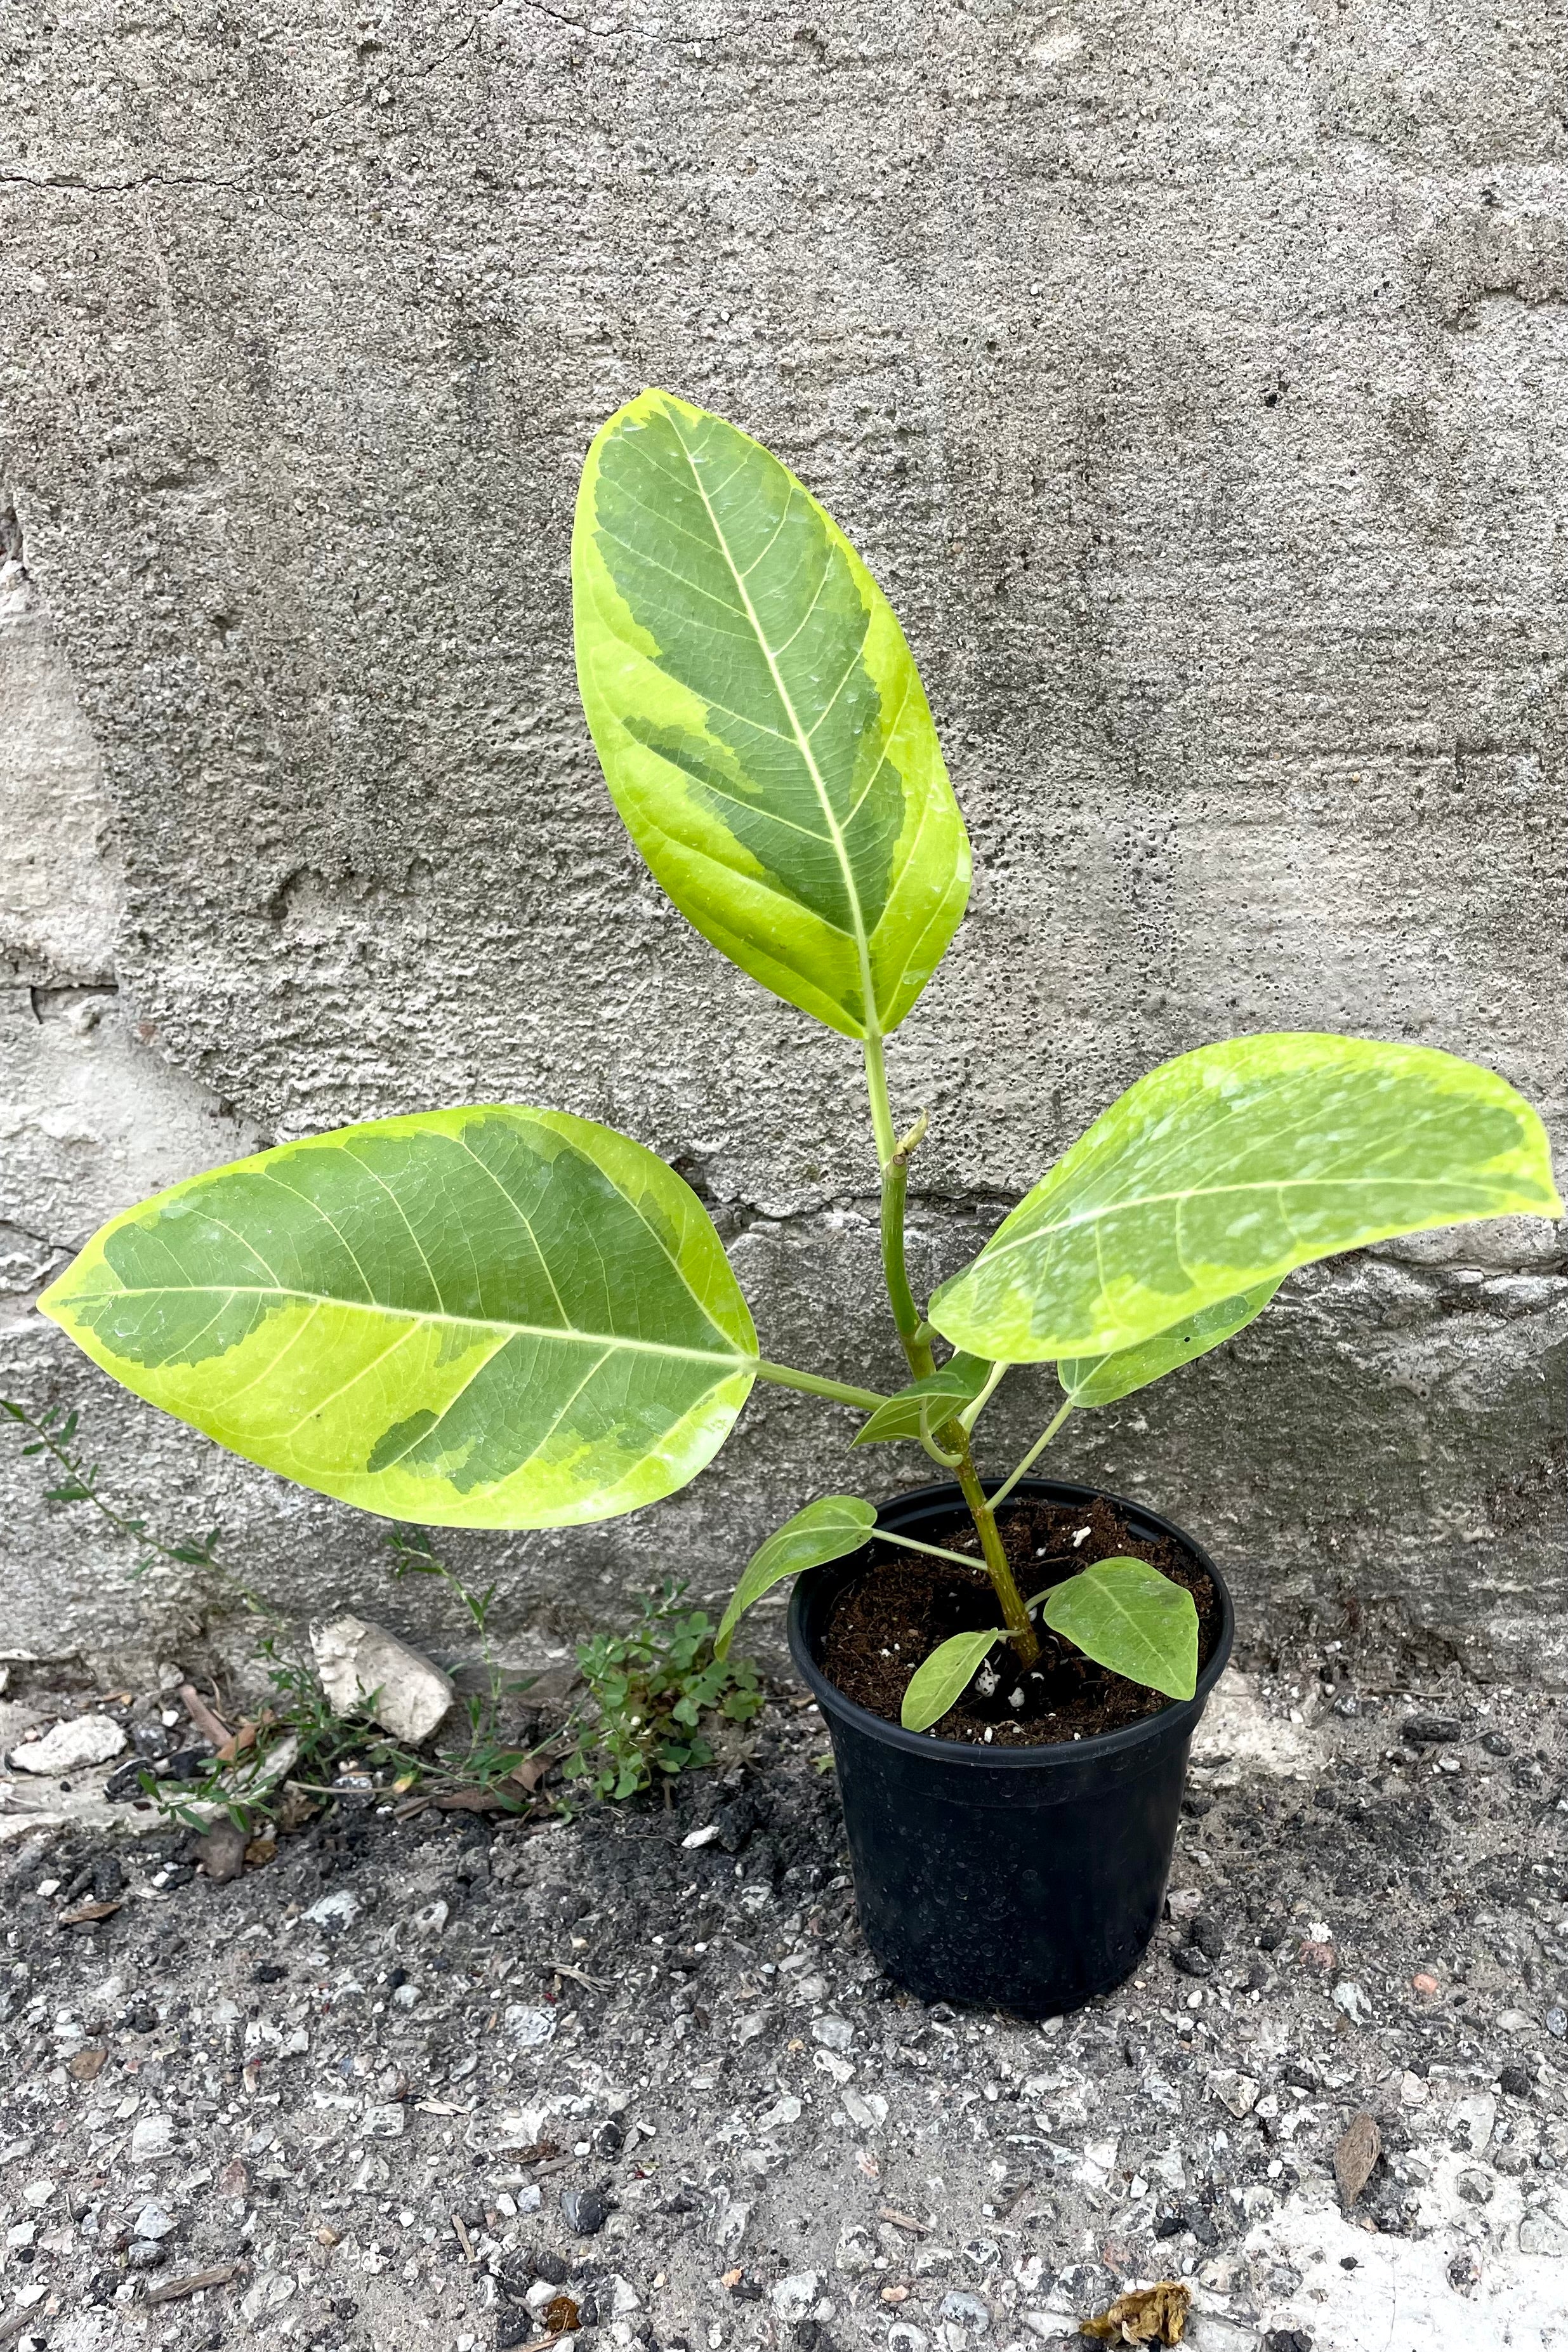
[818,1493,1222,1747]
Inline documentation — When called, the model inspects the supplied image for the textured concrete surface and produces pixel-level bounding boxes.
[1,0,1564,1677]
[1,1660,1566,2349]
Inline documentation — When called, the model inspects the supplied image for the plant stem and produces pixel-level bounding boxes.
[753,1360,889,1412]
[952,1451,1039,1663]
[858,1040,1037,1662]
[990,1397,1074,1512]
[863,1033,935,1382]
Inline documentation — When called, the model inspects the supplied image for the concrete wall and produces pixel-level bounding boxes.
[1,0,1564,1684]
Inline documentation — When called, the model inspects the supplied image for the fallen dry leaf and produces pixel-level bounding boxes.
[1081,2282,1191,2345]
[144,2261,244,2306]
[509,1741,566,1794]
[433,1785,514,1813]
[68,2046,107,2082]
[243,1835,277,1869]
[543,2296,581,2334]
[178,1681,233,1747]
[877,2207,930,2235]
[59,1899,122,1927]
[1334,2109,1382,2209]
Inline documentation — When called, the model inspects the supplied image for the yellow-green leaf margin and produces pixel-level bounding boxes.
[37,1107,759,1530]
[573,388,970,1041]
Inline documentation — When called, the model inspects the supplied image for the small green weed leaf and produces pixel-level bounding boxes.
[715,1495,877,1659]
[38,1106,758,1529]
[851,1353,991,1446]
[574,390,971,1041]
[900,1628,1005,1733]
[931,1035,1561,1363]
[1058,1279,1281,1409]
[1041,1557,1199,1701]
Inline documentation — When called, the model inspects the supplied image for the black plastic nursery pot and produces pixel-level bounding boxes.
[787,1476,1235,2018]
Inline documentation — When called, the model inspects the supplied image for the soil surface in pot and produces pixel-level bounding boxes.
[819,1492,1222,1746]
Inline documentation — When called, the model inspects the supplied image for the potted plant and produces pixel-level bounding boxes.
[39,392,1560,2015]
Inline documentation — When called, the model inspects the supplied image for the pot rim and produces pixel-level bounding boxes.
[787,1474,1235,1772]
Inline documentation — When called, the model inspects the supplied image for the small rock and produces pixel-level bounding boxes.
[126,2238,168,2271]
[1519,2216,1567,2256]
[1402,1714,1462,1744]
[129,2112,175,2164]
[505,2005,557,2049]
[563,2185,610,2235]
[311,1613,455,1744]
[681,1824,723,1849]
[1333,2111,1381,2209]
[1411,1973,1439,1997]
[363,2103,406,2138]
[192,1819,247,1884]
[133,2201,176,2240]
[414,1899,449,1935]
[1209,2070,1259,2119]
[1333,1981,1373,2025]
[1171,1947,1211,1979]
[1481,1731,1512,1757]
[9,1714,128,1774]
[1189,1915,1225,1960]
[1548,2007,1567,2040]
[218,2160,250,2197]
[1498,2066,1532,2099]
[811,2015,853,2051]
[304,1889,362,1931]
[937,2290,990,2332]
[1399,2071,1428,2107]
[1455,2169,1493,2206]
[772,2273,821,2323]
[1263,2332,1313,2352]
[594,2118,625,2156]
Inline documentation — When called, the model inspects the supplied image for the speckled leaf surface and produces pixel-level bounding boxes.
[573,390,970,1040]
[38,1108,758,1529]
[1057,1279,1282,1409]
[930,1036,1561,1364]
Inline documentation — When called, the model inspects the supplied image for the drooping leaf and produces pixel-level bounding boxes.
[850,1352,991,1446]
[714,1495,877,1660]
[1040,1558,1199,1701]
[573,390,971,1042]
[930,1035,1561,1364]
[900,1627,1006,1733]
[1057,1280,1281,1410]
[37,1107,758,1530]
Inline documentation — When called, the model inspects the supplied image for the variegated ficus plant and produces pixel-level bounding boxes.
[41,394,1562,1734]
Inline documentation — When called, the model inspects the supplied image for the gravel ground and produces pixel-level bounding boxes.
[1,1651,1566,2352]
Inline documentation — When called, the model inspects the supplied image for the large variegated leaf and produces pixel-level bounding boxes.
[930,1036,1561,1364]
[1057,1281,1281,1410]
[37,1108,758,1530]
[573,390,971,1041]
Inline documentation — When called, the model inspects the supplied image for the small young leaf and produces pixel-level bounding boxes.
[1057,1279,1281,1410]
[900,1629,1005,1733]
[714,1495,877,1659]
[1040,1557,1199,1701]
[850,1354,991,1446]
